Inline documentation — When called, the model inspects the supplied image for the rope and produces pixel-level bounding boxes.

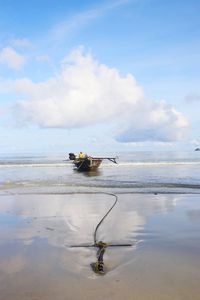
[68,192,129,274]
[93,193,118,246]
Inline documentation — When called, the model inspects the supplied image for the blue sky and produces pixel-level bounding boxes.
[0,0,200,154]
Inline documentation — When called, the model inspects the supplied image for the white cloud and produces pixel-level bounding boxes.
[14,47,143,127]
[13,47,188,143]
[116,100,188,142]
[0,47,26,70]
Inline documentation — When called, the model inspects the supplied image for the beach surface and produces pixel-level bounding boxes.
[0,192,200,300]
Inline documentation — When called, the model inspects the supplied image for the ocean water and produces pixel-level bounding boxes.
[0,151,200,194]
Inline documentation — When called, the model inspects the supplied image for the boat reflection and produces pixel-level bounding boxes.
[81,170,102,177]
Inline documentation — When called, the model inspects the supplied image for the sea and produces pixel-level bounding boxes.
[0,151,200,194]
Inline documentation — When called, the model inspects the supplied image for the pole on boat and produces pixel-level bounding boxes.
[92,157,118,164]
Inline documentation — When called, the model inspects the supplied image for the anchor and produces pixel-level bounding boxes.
[70,193,133,275]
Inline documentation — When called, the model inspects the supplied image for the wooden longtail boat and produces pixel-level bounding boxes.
[68,153,117,171]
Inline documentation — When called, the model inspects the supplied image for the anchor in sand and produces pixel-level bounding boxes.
[70,193,132,275]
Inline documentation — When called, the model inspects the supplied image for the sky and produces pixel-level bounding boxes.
[0,0,200,154]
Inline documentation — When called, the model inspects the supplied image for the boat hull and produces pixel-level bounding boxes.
[74,158,102,171]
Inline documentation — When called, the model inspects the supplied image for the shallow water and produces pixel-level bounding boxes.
[0,151,200,194]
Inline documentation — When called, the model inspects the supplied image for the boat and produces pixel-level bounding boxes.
[68,153,117,171]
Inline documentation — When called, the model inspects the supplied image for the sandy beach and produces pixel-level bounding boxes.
[0,192,200,300]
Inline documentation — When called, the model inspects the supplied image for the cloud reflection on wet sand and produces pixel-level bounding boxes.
[0,193,200,299]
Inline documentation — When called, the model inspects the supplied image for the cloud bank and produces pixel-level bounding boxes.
[14,47,188,143]
[116,100,188,142]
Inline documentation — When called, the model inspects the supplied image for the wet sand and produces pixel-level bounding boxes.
[0,193,200,300]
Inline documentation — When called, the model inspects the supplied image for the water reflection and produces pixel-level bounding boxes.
[0,193,182,276]
[0,254,26,275]
[81,170,102,177]
[187,210,200,222]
